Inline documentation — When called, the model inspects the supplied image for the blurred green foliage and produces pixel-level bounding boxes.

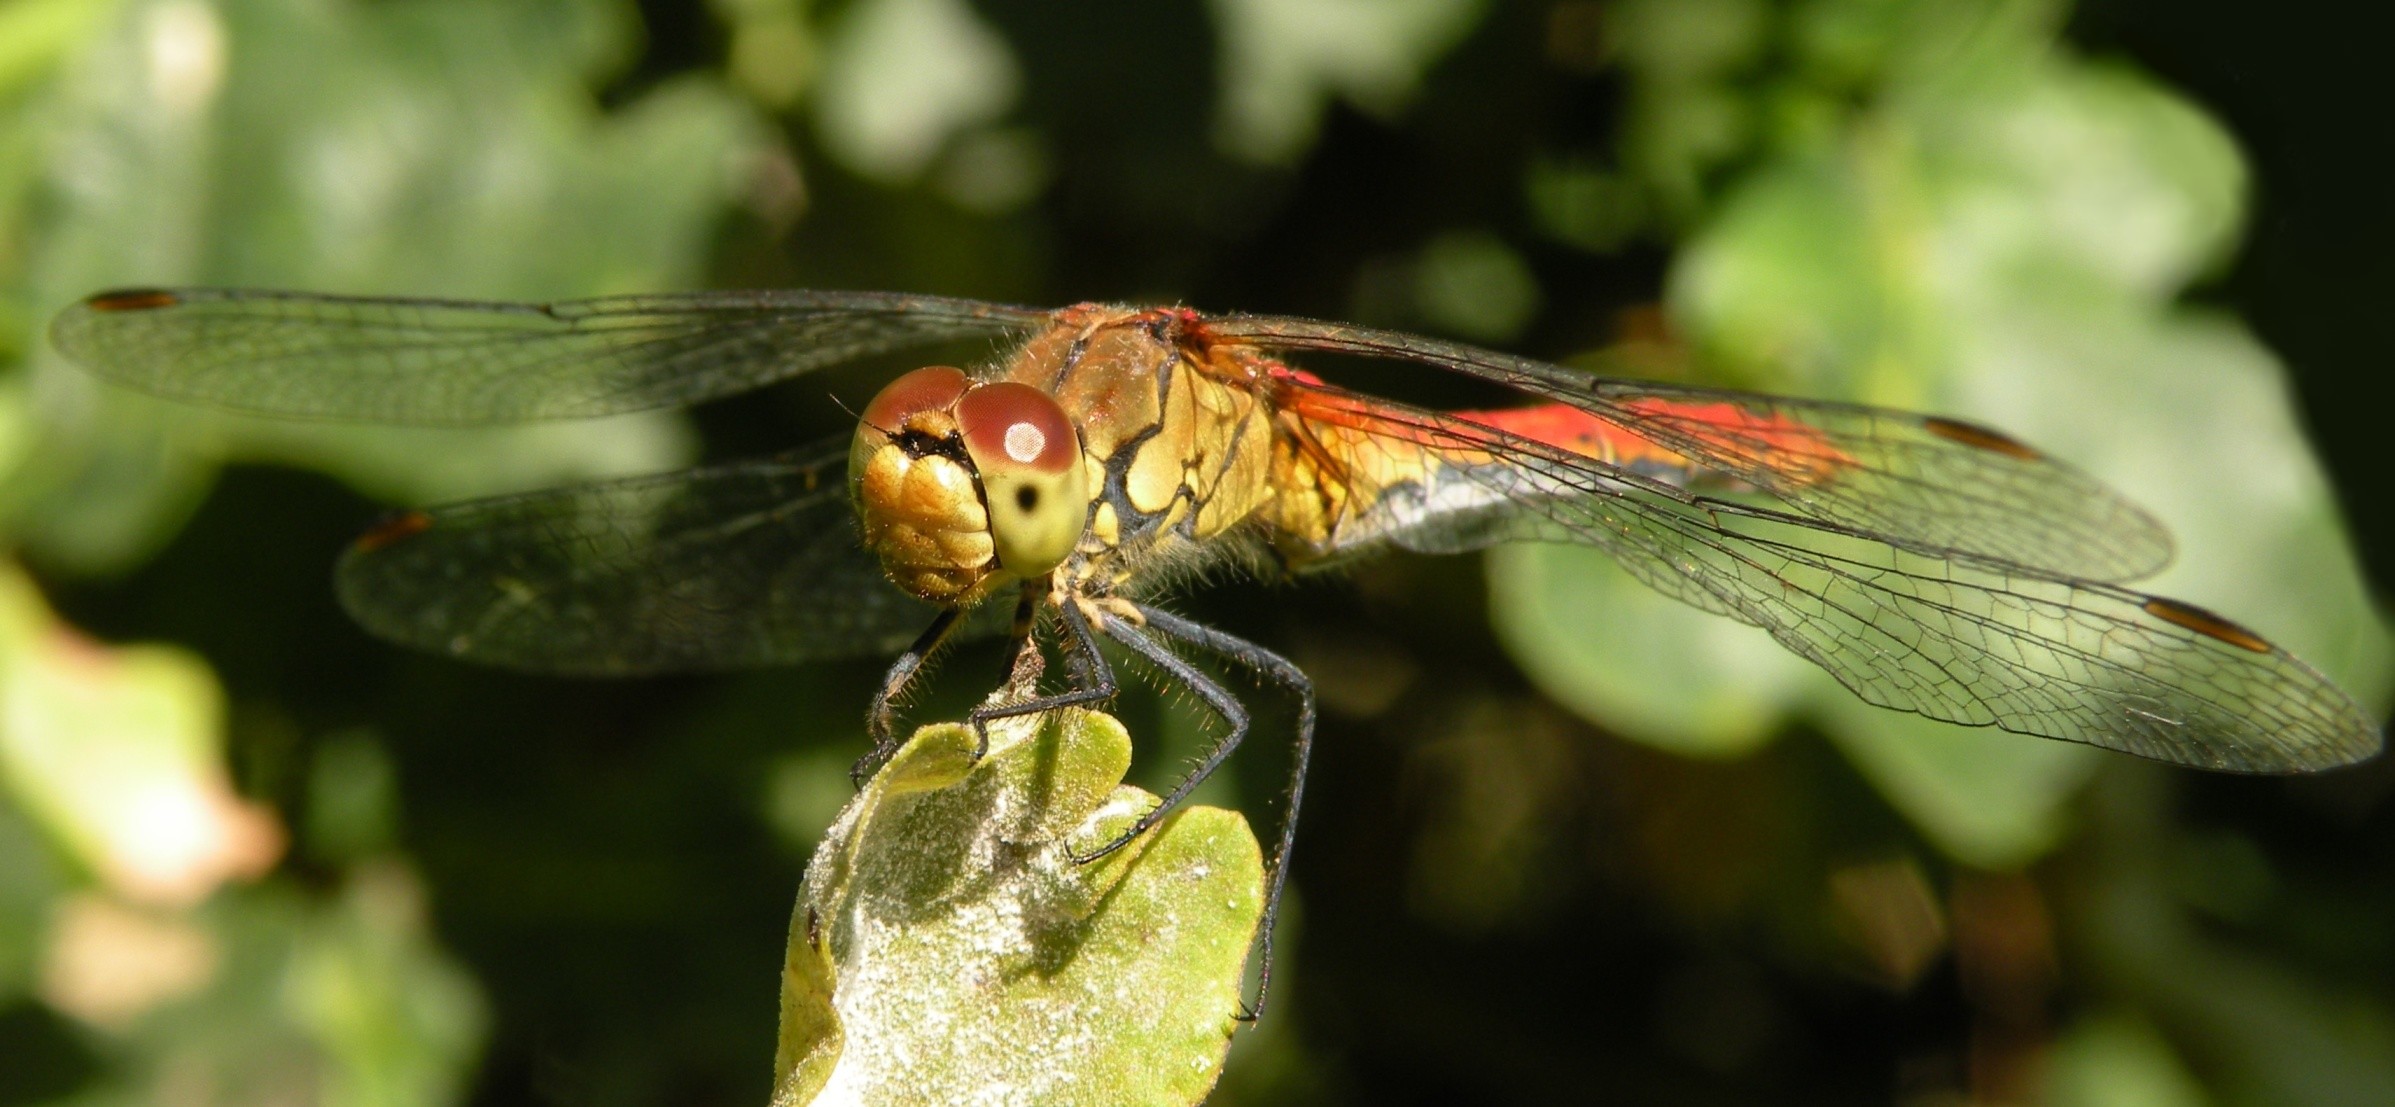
[5,0,754,572]
[0,0,2386,1104]
[1492,0,2391,865]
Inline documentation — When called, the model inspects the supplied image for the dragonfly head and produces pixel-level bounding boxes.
[850,366,1091,604]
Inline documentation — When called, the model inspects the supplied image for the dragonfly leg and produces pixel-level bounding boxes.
[1113,602,1315,1023]
[964,594,1117,760]
[1070,618,1248,864]
[854,606,966,787]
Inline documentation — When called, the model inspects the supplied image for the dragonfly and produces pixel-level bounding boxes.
[50,286,2383,1014]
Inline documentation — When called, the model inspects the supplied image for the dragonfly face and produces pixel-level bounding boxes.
[849,365,1091,604]
[47,284,2384,1017]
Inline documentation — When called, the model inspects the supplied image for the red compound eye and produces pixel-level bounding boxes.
[956,382,1079,476]
[861,366,971,432]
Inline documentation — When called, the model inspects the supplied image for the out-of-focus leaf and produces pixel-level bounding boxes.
[284,862,487,1107]
[1411,230,1541,343]
[302,732,399,866]
[721,0,816,109]
[1815,698,2093,867]
[1209,0,1488,163]
[0,560,282,907]
[810,0,1018,181]
[4,0,764,573]
[48,869,485,1107]
[0,0,111,98]
[1606,0,1767,221]
[1608,0,1766,82]
[2045,1011,2212,1107]
[1525,157,1651,253]
[1401,694,1578,930]
[775,711,1262,1106]
[38,891,220,1030]
[0,788,66,1004]
[2083,845,2395,1107]
[1499,12,2391,864]
[1488,542,1809,758]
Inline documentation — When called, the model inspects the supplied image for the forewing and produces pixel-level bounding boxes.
[1214,315,2173,582]
[51,287,1049,424]
[336,446,973,673]
[1273,390,2379,772]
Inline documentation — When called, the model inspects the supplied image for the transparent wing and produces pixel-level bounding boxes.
[334,445,984,674]
[1215,315,2174,582]
[50,287,1050,424]
[1273,386,2380,772]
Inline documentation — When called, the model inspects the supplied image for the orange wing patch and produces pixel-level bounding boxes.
[1459,399,1853,483]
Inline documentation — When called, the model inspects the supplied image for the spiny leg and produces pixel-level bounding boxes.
[855,605,965,786]
[1119,602,1315,1023]
[965,592,1118,759]
[1074,617,1251,864]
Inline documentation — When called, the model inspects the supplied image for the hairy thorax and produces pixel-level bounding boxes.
[1003,305,1286,593]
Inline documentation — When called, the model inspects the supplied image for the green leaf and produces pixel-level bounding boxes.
[283,863,488,1107]
[811,0,1019,181]
[1209,0,1489,163]
[4,0,765,572]
[2045,1011,2212,1107]
[0,0,111,98]
[775,711,1263,1106]
[0,559,281,906]
[43,869,486,1104]
[1498,17,2392,864]
[1814,697,2095,867]
[1412,230,1542,343]
[1487,542,1811,758]
[0,787,64,1005]
[2081,840,2395,1107]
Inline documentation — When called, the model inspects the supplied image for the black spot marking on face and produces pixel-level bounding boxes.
[1017,486,1039,511]
[896,428,968,462]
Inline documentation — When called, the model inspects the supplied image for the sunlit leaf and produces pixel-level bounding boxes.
[1606,0,1767,220]
[811,0,1019,181]
[48,870,485,1106]
[0,789,66,1005]
[284,863,488,1107]
[4,0,764,572]
[2045,1011,2211,1107]
[1497,12,2390,863]
[1412,230,1541,343]
[775,711,1262,1106]
[0,561,281,907]
[1209,0,1488,163]
[1488,542,1810,758]
[0,0,110,98]
[1815,697,2094,867]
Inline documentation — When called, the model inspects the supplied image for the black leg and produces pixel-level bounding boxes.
[1117,602,1315,1023]
[965,595,1118,759]
[1074,617,1249,863]
[853,606,964,787]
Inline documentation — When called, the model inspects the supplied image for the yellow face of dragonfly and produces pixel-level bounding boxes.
[849,366,1092,604]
